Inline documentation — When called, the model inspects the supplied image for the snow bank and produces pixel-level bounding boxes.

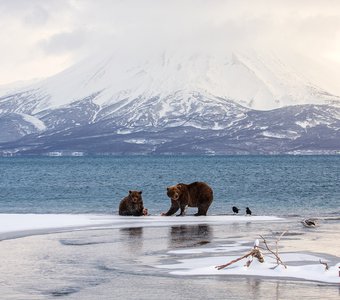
[0,214,282,238]
[0,214,114,235]
[18,113,47,131]
[157,242,340,284]
[159,255,340,284]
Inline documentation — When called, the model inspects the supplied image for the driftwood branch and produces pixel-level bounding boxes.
[215,250,254,270]
[216,231,288,271]
[216,246,264,270]
[216,231,331,274]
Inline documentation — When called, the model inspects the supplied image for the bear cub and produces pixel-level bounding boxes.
[119,190,148,216]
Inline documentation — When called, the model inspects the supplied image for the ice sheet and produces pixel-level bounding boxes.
[157,244,340,284]
[0,214,282,238]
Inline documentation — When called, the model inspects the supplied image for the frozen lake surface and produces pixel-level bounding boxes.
[0,214,339,299]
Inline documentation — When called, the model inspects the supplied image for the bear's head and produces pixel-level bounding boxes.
[129,190,142,203]
[166,184,184,201]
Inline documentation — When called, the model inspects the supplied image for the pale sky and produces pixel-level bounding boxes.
[0,0,340,89]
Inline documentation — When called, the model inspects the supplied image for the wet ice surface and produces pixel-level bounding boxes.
[0,216,339,299]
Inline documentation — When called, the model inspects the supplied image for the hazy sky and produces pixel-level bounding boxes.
[1,0,340,87]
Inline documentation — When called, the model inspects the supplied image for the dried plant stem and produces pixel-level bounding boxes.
[319,259,329,271]
[260,234,287,269]
[275,231,287,262]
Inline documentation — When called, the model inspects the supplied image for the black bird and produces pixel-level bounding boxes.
[246,207,252,216]
[232,206,239,214]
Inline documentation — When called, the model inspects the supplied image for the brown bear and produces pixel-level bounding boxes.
[119,191,148,216]
[161,182,213,216]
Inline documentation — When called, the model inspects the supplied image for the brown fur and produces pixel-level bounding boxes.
[119,190,146,216]
[162,182,213,216]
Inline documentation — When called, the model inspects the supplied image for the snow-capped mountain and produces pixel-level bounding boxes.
[1,50,340,112]
[0,50,339,155]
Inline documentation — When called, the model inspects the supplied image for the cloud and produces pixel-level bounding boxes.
[0,0,340,88]
[0,0,72,25]
[23,4,50,26]
[39,30,89,54]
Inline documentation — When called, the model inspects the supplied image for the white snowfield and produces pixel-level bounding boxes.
[0,214,282,237]
[1,49,339,114]
[157,252,340,284]
[17,113,47,131]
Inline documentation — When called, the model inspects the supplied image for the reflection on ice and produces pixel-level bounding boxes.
[169,225,212,248]
[120,227,144,238]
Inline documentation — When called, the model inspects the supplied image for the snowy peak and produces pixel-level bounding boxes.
[1,49,339,114]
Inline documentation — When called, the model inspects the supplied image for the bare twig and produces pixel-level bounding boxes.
[275,231,287,265]
[260,233,287,269]
[244,259,253,268]
[319,259,329,271]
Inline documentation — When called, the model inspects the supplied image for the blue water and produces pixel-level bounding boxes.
[0,156,339,216]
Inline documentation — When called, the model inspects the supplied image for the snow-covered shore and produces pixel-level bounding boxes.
[0,214,283,239]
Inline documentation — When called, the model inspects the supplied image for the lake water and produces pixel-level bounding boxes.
[0,155,339,216]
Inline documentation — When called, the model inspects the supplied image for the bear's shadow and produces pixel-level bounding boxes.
[169,224,212,248]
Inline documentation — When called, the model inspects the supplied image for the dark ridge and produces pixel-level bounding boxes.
[59,239,107,246]
[96,265,120,272]
[49,287,80,297]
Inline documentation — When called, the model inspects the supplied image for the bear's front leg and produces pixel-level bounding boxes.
[176,204,187,216]
[161,206,179,216]
[161,200,179,216]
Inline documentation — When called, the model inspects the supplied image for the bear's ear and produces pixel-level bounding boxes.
[139,191,142,195]
[129,190,132,195]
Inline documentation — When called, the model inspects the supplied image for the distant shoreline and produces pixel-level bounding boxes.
[1,152,340,157]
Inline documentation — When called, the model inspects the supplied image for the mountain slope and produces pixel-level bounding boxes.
[0,50,339,155]
[1,50,340,113]
[0,99,339,155]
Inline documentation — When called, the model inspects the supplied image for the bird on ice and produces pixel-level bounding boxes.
[246,207,252,216]
[232,206,240,214]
